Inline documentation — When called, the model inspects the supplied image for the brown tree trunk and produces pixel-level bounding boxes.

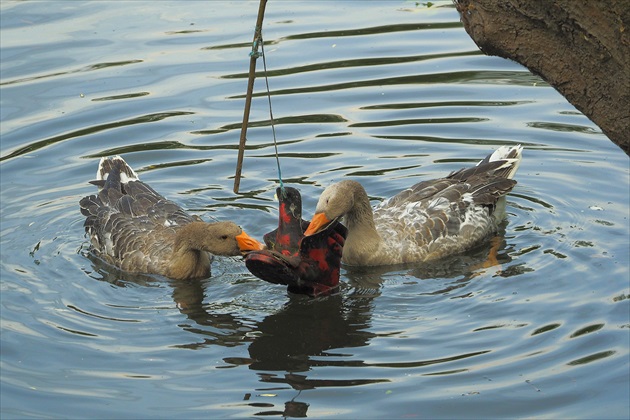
[454,0,630,155]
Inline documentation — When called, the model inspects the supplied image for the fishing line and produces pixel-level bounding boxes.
[258,35,285,197]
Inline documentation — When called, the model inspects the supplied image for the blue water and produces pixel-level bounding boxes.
[1,1,628,418]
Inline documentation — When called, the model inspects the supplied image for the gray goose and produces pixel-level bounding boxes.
[80,156,262,280]
[304,145,523,266]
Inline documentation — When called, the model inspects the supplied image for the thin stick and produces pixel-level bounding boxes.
[233,0,268,193]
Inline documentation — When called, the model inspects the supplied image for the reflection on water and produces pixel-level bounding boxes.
[1,0,628,419]
[84,222,523,383]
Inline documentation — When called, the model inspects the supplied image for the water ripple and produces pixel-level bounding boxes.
[1,1,628,419]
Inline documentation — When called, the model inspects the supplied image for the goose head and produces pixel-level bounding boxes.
[305,180,366,236]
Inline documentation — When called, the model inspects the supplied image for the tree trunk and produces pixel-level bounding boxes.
[454,0,630,155]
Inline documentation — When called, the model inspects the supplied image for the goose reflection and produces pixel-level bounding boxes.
[243,293,384,418]
[84,253,385,385]
[83,226,524,418]
[167,275,259,349]
[84,224,521,352]
[85,254,378,360]
[84,253,259,347]
[247,294,378,372]
[165,271,387,417]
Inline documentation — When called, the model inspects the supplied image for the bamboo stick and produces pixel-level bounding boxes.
[233,0,268,193]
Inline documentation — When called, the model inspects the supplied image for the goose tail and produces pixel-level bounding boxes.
[96,155,139,183]
[480,144,523,180]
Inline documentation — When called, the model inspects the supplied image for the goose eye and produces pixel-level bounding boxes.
[221,235,228,240]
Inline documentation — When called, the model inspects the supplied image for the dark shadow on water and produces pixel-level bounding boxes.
[81,229,532,417]
[84,251,377,351]
[82,224,531,347]
[247,294,377,373]
[243,294,385,418]
[83,250,384,372]
[84,251,260,347]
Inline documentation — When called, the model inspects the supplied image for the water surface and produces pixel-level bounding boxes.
[1,1,629,418]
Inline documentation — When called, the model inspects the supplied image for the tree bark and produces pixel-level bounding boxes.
[454,0,630,155]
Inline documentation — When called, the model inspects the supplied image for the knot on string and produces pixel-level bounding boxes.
[249,48,262,59]
[277,170,286,198]
[250,27,263,59]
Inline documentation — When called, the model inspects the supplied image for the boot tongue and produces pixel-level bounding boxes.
[262,186,307,254]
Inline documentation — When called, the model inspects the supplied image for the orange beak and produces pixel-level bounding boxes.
[236,231,264,251]
[304,212,332,236]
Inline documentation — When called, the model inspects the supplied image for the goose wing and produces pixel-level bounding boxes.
[373,173,516,260]
[80,157,194,271]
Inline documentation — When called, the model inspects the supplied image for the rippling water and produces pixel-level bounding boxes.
[1,1,628,418]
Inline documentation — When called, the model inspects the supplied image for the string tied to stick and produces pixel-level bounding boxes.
[234,0,285,198]
[258,38,285,197]
[249,26,263,59]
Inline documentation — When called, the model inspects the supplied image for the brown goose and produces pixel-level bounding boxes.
[304,145,523,266]
[80,156,263,280]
